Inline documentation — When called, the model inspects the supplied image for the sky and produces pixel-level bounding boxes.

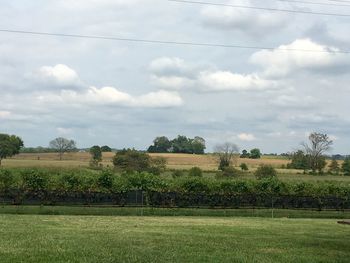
[0,0,350,154]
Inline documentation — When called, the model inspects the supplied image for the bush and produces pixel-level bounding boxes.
[240,163,249,171]
[221,167,241,177]
[188,167,203,177]
[97,170,114,190]
[21,169,49,192]
[172,170,184,178]
[254,165,277,180]
[0,169,14,190]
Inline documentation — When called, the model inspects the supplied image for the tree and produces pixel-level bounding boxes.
[90,145,102,166]
[113,149,151,172]
[49,137,76,160]
[191,136,206,154]
[171,135,192,154]
[342,158,350,176]
[147,136,171,153]
[302,133,333,174]
[214,142,239,171]
[240,150,250,158]
[288,150,309,171]
[0,134,23,166]
[250,148,262,159]
[101,145,112,152]
[328,159,340,175]
[255,165,277,180]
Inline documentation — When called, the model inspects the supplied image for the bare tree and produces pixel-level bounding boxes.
[49,137,76,160]
[214,142,239,170]
[302,132,333,173]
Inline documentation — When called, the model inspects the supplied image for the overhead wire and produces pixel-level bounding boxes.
[167,0,350,17]
[0,29,349,54]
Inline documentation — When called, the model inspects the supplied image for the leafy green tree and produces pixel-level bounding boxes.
[49,137,76,160]
[90,145,102,166]
[328,159,340,175]
[113,149,151,173]
[147,136,171,153]
[101,145,112,152]
[342,158,350,176]
[255,165,277,180]
[249,148,262,159]
[0,134,24,166]
[288,150,309,171]
[240,150,250,158]
[171,135,192,154]
[191,136,206,154]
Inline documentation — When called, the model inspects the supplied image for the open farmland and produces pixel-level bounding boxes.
[0,215,349,263]
[5,152,290,170]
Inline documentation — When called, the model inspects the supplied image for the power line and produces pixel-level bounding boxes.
[0,29,349,54]
[168,0,350,17]
[265,0,350,7]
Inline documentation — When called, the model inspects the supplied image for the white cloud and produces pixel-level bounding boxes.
[150,57,275,92]
[250,39,349,78]
[38,86,183,108]
[198,71,273,91]
[34,64,82,88]
[238,133,256,141]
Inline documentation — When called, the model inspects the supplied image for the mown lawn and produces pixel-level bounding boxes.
[0,215,349,263]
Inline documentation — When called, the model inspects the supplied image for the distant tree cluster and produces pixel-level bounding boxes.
[240,148,262,159]
[147,135,206,154]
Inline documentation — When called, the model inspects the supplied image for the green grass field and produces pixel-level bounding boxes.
[0,214,349,263]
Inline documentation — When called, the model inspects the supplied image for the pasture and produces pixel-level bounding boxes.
[0,215,349,263]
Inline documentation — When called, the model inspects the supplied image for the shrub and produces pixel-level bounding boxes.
[221,167,241,177]
[172,170,184,178]
[240,163,249,171]
[188,167,203,177]
[254,165,277,180]
[97,170,114,190]
[342,158,350,176]
[0,169,14,191]
[21,169,49,192]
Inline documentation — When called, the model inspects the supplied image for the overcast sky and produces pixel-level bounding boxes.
[0,0,350,153]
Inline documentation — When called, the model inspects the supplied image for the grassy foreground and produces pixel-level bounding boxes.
[0,215,349,263]
[1,206,350,219]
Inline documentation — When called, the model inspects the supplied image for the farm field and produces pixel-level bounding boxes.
[3,152,349,182]
[5,152,290,170]
[0,215,349,263]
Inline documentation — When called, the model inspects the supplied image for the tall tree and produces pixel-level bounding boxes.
[214,142,239,170]
[250,148,262,159]
[302,132,333,174]
[148,136,171,153]
[49,137,76,160]
[90,145,102,166]
[191,136,206,154]
[0,134,23,166]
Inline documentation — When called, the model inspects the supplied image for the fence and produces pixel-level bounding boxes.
[1,190,349,210]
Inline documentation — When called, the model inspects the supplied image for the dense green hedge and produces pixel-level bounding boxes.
[0,168,349,209]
